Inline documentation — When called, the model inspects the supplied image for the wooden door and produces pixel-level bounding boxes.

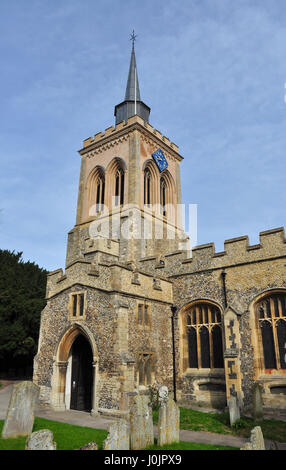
[70,335,93,411]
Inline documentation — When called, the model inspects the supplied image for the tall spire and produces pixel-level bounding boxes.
[124,39,141,102]
[114,31,150,125]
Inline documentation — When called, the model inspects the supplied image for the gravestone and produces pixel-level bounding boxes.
[240,426,265,450]
[25,430,56,450]
[103,419,129,450]
[130,394,154,450]
[2,381,39,438]
[228,395,240,427]
[252,384,264,421]
[158,397,180,446]
[158,386,169,405]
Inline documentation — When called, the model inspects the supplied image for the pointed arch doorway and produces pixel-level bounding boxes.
[52,323,99,415]
[70,335,93,411]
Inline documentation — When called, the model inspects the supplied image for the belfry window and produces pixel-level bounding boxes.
[115,169,124,206]
[144,169,151,206]
[256,293,286,370]
[87,166,105,216]
[95,175,105,212]
[160,177,167,216]
[186,303,224,369]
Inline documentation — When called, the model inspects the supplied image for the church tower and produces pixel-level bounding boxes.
[34,35,187,417]
[66,35,189,268]
[33,34,286,419]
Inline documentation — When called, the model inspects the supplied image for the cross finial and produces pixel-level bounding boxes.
[130,29,137,47]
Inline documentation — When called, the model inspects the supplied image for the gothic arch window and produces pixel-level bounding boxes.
[160,177,167,216]
[115,168,125,206]
[144,168,151,206]
[87,166,105,215]
[142,160,160,209]
[185,302,224,370]
[256,293,286,371]
[95,175,105,211]
[106,157,126,209]
[159,170,176,222]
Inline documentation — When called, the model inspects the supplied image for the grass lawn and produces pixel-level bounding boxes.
[147,440,237,450]
[0,417,237,451]
[1,408,285,450]
[153,407,286,443]
[0,417,108,450]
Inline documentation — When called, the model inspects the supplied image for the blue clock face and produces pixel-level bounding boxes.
[152,148,168,173]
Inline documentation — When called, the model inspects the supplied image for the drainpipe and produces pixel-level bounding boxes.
[221,269,227,308]
[171,305,177,402]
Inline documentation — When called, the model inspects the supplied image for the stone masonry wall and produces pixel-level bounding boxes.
[137,227,286,412]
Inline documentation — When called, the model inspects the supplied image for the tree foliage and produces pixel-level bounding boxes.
[0,250,47,367]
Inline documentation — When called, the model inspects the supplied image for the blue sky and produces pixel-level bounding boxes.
[0,0,285,271]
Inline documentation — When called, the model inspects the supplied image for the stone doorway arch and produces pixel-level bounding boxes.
[51,323,99,415]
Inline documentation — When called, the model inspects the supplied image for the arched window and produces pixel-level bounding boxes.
[186,302,224,369]
[115,168,124,206]
[256,293,286,370]
[160,177,167,216]
[95,175,105,211]
[105,157,126,210]
[144,168,151,206]
[87,166,105,215]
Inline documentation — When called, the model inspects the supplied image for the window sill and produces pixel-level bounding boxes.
[258,371,286,379]
[183,368,225,377]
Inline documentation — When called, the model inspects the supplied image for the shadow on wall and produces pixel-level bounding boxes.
[198,382,227,409]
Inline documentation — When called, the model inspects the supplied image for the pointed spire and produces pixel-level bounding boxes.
[114,31,150,125]
[124,41,141,101]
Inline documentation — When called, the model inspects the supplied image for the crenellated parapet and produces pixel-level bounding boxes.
[79,115,182,161]
[138,227,286,277]
[46,259,173,304]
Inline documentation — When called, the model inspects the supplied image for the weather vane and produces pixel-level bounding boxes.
[130,29,137,47]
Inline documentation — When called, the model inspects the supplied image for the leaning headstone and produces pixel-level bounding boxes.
[130,394,154,450]
[240,426,265,450]
[228,395,240,427]
[103,419,129,450]
[25,430,56,450]
[158,386,169,405]
[78,442,98,450]
[2,381,39,438]
[158,397,180,446]
[252,384,264,421]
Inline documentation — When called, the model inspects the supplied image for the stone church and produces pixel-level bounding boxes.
[33,40,286,419]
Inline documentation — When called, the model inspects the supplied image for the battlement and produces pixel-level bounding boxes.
[46,258,173,304]
[138,227,286,276]
[81,115,180,155]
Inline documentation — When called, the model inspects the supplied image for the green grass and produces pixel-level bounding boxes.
[0,418,237,451]
[147,440,237,450]
[0,417,108,450]
[1,407,286,450]
[153,407,286,443]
